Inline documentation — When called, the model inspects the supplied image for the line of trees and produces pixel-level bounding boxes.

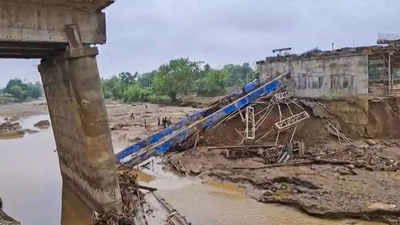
[1,79,43,101]
[102,58,258,104]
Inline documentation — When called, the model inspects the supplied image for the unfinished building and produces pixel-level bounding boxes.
[256,44,400,136]
[257,45,400,98]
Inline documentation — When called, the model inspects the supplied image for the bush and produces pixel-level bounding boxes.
[4,79,42,101]
[147,94,171,104]
[195,69,228,96]
[101,59,257,104]
[122,85,152,103]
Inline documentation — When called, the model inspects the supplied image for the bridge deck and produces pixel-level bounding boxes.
[0,0,114,58]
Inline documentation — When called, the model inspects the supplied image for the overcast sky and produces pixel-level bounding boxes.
[0,0,399,87]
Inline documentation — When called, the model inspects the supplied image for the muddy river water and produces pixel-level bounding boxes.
[0,115,61,225]
[0,115,385,225]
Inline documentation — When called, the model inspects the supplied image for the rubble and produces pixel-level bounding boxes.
[0,122,21,132]
[33,120,50,129]
[0,121,24,139]
[93,169,143,225]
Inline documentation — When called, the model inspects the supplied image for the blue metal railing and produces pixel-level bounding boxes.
[117,76,283,164]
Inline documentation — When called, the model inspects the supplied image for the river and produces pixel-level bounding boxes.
[0,115,61,225]
[0,114,385,225]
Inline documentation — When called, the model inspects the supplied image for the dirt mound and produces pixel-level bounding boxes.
[165,97,400,224]
[202,97,400,149]
[34,120,50,129]
[367,97,400,138]
[201,101,332,148]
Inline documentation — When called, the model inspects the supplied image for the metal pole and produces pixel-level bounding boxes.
[389,53,392,95]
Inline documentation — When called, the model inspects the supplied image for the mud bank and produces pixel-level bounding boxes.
[0,122,24,139]
[128,158,384,225]
[0,100,48,121]
[0,100,199,151]
[106,101,199,151]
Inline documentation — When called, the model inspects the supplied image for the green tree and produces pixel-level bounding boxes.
[102,76,126,99]
[224,63,257,86]
[8,85,26,100]
[118,72,137,85]
[153,58,200,101]
[26,82,42,99]
[137,71,157,87]
[4,79,42,101]
[195,69,228,96]
[122,84,152,102]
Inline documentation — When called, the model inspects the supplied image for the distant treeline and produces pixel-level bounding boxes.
[0,79,42,102]
[102,58,258,104]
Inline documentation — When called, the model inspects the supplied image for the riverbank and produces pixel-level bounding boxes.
[0,100,198,150]
[0,100,48,121]
[1,100,398,224]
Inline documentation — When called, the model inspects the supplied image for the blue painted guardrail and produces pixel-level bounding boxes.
[116,79,260,163]
[152,78,282,156]
[118,77,282,164]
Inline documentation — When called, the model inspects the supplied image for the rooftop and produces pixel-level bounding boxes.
[257,45,400,65]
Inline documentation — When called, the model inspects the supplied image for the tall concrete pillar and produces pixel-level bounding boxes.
[38,47,121,223]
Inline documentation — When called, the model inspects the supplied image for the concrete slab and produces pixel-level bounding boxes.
[0,0,114,58]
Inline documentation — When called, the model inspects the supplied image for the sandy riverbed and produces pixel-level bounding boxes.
[0,100,199,152]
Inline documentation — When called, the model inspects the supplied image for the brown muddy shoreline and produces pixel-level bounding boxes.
[2,99,399,224]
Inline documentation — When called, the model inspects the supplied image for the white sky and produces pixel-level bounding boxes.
[0,0,399,87]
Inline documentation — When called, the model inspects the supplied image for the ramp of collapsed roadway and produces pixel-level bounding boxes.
[117,73,288,166]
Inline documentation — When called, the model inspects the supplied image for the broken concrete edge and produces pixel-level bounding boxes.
[0,0,114,58]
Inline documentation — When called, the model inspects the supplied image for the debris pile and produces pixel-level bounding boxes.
[93,169,143,225]
[33,120,50,129]
[0,121,24,138]
[163,92,400,224]
[197,91,313,165]
[0,121,21,133]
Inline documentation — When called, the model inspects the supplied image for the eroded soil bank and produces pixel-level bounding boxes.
[164,97,400,224]
[2,98,399,224]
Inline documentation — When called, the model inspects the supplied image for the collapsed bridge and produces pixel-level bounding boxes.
[117,73,291,166]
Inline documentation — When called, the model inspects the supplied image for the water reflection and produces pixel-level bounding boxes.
[61,183,92,225]
[0,115,61,225]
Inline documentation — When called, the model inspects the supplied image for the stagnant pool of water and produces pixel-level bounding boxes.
[0,114,386,225]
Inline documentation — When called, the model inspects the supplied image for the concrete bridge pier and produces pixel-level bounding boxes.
[0,0,121,223]
[39,47,122,223]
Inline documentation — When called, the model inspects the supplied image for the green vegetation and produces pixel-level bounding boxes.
[1,79,43,102]
[102,58,258,104]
